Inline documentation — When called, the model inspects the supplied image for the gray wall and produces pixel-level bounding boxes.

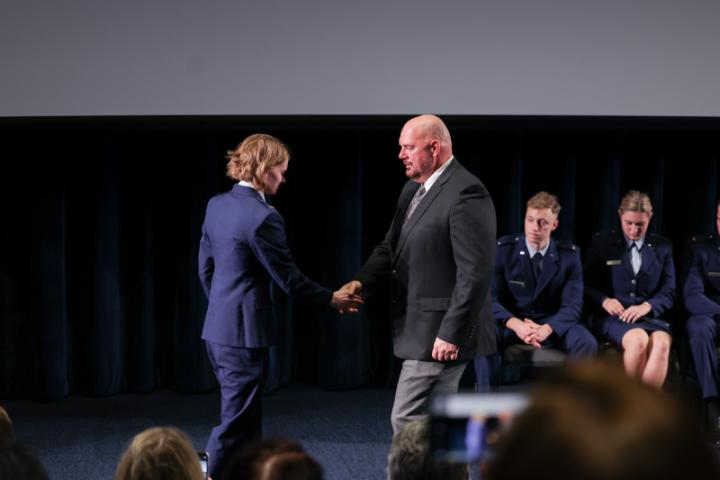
[2,0,719,116]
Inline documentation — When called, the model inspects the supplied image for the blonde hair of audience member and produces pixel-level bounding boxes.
[387,419,468,480]
[221,438,323,480]
[485,361,719,480]
[114,426,204,480]
[526,191,561,215]
[225,133,290,190]
[0,406,14,443]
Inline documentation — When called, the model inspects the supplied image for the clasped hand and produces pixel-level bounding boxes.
[331,280,364,313]
[508,317,552,348]
[602,298,651,323]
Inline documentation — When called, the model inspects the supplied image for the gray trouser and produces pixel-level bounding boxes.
[391,359,467,435]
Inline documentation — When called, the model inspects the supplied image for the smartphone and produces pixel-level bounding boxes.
[429,392,528,463]
[197,452,209,479]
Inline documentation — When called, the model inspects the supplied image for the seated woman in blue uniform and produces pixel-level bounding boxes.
[584,190,675,388]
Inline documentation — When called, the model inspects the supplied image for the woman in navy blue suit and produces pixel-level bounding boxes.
[584,191,675,388]
[198,134,361,478]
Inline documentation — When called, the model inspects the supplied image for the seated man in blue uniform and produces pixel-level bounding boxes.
[584,190,675,389]
[484,192,597,374]
[684,200,720,427]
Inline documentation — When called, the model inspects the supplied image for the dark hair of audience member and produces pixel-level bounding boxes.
[0,441,49,480]
[0,406,14,443]
[485,360,720,480]
[387,419,468,480]
[221,438,323,480]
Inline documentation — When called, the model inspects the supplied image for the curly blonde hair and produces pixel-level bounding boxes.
[114,427,204,480]
[226,134,290,190]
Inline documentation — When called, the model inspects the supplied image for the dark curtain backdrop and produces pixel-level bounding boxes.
[1,115,720,400]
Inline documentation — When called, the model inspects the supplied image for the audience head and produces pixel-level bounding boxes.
[114,426,204,480]
[0,441,48,480]
[226,134,290,193]
[618,190,653,241]
[221,437,323,480]
[0,406,14,443]
[485,360,720,480]
[387,419,468,480]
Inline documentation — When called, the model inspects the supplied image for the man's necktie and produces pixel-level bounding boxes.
[532,252,543,282]
[403,185,426,226]
[630,242,641,275]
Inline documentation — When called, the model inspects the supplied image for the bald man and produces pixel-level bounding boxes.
[341,115,497,434]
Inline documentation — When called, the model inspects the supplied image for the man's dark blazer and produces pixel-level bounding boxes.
[684,234,720,317]
[198,184,332,348]
[355,159,497,361]
[493,235,582,336]
[584,231,675,321]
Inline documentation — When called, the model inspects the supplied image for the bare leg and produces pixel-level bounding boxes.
[621,328,649,379]
[642,331,672,389]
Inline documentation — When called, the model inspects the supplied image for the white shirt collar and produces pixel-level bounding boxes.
[625,236,644,250]
[239,180,266,202]
[421,155,454,193]
[525,237,550,257]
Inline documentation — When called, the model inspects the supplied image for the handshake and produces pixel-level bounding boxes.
[330,280,364,314]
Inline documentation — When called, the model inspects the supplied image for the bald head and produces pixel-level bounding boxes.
[403,114,452,147]
[398,114,454,183]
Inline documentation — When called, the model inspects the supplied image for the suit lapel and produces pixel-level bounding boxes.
[614,234,635,278]
[393,160,459,263]
[390,185,417,252]
[510,237,536,292]
[534,239,559,299]
[637,239,659,279]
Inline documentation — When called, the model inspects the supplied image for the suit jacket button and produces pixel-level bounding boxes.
[631,279,636,284]
[629,292,635,297]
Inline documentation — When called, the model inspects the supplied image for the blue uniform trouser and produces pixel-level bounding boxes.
[687,315,719,399]
[205,341,269,478]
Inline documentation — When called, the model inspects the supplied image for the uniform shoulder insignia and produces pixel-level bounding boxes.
[647,232,671,246]
[689,233,713,243]
[497,235,520,246]
[557,242,578,251]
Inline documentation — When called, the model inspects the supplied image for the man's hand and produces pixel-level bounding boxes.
[619,302,652,323]
[331,280,364,313]
[602,297,625,317]
[432,337,459,361]
[524,319,552,345]
[506,317,537,346]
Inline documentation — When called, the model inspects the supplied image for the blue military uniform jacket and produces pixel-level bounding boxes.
[684,234,720,317]
[199,184,332,348]
[584,231,675,319]
[493,235,583,336]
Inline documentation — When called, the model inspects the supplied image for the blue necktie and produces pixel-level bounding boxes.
[532,252,543,281]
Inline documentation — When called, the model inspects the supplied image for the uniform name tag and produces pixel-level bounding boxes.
[509,280,526,287]
[708,272,720,277]
[606,260,622,266]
